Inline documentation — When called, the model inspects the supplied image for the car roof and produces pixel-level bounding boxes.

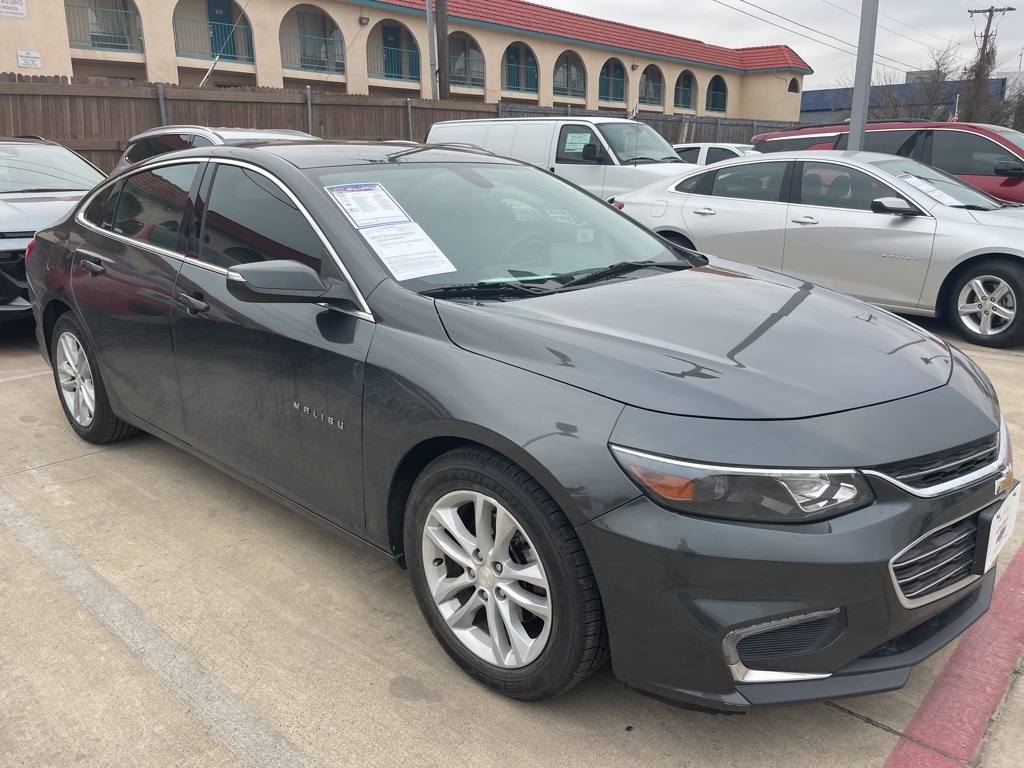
[0,135,60,146]
[759,120,1012,138]
[436,116,636,125]
[126,140,520,171]
[673,149,908,167]
[127,125,316,142]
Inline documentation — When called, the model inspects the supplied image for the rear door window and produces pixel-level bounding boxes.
[759,135,837,152]
[675,147,700,163]
[709,162,789,202]
[835,129,922,157]
[198,164,323,270]
[706,147,737,164]
[113,163,200,253]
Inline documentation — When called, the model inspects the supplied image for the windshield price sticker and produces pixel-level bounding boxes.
[897,173,962,207]
[565,132,592,152]
[326,183,411,228]
[326,183,456,280]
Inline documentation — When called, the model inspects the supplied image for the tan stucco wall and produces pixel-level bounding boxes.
[5,0,805,121]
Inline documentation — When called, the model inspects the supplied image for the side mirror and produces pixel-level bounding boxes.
[871,197,921,216]
[227,260,353,304]
[994,161,1024,178]
[582,143,605,163]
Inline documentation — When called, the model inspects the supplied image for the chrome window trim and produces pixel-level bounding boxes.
[75,157,375,322]
[722,609,839,684]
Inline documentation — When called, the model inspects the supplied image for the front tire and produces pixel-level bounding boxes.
[404,446,608,701]
[50,313,138,444]
[947,260,1024,348]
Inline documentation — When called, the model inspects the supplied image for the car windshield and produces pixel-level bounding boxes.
[596,123,683,164]
[993,128,1024,155]
[307,161,689,295]
[870,156,1004,210]
[0,144,104,193]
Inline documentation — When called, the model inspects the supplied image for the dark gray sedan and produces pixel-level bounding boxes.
[26,142,1018,712]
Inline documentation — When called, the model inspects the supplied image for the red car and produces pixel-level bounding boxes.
[751,121,1024,203]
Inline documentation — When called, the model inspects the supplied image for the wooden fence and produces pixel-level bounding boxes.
[0,73,797,170]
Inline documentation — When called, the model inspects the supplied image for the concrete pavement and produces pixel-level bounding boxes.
[2,315,1023,768]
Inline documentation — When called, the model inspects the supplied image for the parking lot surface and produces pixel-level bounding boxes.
[2,315,1023,768]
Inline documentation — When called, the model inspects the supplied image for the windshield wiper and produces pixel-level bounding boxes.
[554,260,693,289]
[4,187,87,193]
[948,204,998,211]
[418,281,556,300]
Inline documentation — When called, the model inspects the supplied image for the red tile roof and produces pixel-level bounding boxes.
[375,0,812,73]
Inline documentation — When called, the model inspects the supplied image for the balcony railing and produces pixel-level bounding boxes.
[367,44,420,82]
[598,75,624,102]
[173,17,254,64]
[639,81,663,106]
[707,91,727,113]
[280,32,345,73]
[450,55,484,88]
[66,5,143,53]
[674,85,693,109]
[553,71,585,99]
[503,63,538,93]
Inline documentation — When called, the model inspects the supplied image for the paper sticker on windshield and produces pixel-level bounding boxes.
[326,183,411,228]
[897,173,962,207]
[360,222,456,281]
[547,210,578,225]
[564,132,592,152]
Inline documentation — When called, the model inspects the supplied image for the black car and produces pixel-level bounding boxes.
[26,142,1019,712]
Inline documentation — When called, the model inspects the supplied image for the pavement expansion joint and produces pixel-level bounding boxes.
[825,702,970,766]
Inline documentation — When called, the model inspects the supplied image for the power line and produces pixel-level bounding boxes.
[820,0,964,54]
[832,0,968,48]
[709,0,917,72]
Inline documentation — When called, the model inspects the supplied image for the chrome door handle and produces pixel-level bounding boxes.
[693,208,716,216]
[174,292,209,314]
[791,216,819,225]
[81,258,105,275]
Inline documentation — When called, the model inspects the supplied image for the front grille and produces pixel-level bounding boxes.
[891,514,979,603]
[736,612,845,661]
[872,433,998,490]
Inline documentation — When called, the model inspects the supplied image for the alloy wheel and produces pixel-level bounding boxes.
[55,331,96,427]
[421,490,552,668]
[957,275,1017,337]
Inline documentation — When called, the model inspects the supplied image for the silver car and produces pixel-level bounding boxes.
[615,150,1024,347]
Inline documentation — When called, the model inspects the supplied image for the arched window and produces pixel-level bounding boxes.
[706,75,727,113]
[173,0,253,62]
[449,32,484,88]
[65,0,144,52]
[788,78,800,93]
[553,51,586,99]
[639,65,663,106]
[367,21,420,82]
[503,42,538,93]
[674,71,695,109]
[599,58,626,102]
[280,5,344,73]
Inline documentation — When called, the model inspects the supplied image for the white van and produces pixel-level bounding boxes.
[425,117,690,199]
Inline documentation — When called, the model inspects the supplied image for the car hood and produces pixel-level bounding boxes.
[436,261,952,420]
[0,192,88,235]
[967,205,1024,227]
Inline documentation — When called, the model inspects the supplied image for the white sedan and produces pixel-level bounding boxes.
[672,142,759,165]
[614,150,1024,347]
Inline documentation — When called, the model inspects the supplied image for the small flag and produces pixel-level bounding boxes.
[948,94,959,122]
[626,99,639,120]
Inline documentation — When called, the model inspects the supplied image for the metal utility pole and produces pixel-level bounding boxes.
[964,6,1015,121]
[435,0,451,100]
[424,0,438,99]
[847,0,879,151]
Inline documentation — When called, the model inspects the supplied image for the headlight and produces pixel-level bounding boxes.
[611,446,875,523]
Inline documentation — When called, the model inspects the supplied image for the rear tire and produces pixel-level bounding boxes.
[404,446,608,701]
[946,260,1024,348]
[50,313,138,444]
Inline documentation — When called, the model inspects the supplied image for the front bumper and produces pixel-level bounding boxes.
[578,474,1011,712]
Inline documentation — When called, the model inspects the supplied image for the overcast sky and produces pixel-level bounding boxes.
[537,0,1024,89]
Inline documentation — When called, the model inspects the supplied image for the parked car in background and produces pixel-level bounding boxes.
[1,136,105,321]
[672,142,759,164]
[751,121,1024,203]
[113,125,319,171]
[426,117,687,199]
[26,141,1018,712]
[614,150,1024,347]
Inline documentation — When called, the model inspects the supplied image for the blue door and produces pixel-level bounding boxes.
[506,46,519,90]
[207,0,236,60]
[383,24,401,78]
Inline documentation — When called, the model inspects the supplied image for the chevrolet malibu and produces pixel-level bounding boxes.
[614,151,1024,348]
[26,142,1019,712]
